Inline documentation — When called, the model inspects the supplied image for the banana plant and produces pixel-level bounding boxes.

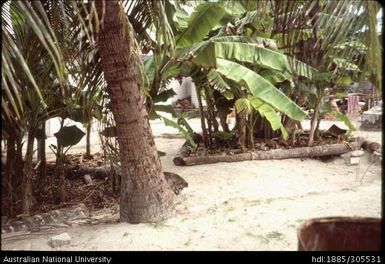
[270,0,382,145]
[163,36,313,145]
[143,1,322,150]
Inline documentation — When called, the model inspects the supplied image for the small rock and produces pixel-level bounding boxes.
[50,232,71,248]
[83,174,93,185]
[201,231,212,238]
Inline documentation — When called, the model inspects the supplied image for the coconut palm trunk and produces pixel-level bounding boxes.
[96,0,174,223]
[22,129,34,214]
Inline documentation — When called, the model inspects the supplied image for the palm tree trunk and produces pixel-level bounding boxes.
[21,130,34,215]
[96,0,174,223]
[85,121,92,159]
[5,134,16,217]
[37,121,46,179]
[56,150,66,204]
[15,134,23,186]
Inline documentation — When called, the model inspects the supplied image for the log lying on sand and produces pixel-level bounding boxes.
[65,165,112,180]
[65,166,188,195]
[361,140,381,153]
[174,140,366,166]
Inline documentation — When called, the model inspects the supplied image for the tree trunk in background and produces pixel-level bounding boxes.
[203,86,213,147]
[196,85,209,148]
[5,134,16,217]
[21,131,34,215]
[237,110,247,152]
[96,1,174,223]
[204,85,219,134]
[37,121,46,179]
[15,135,23,185]
[254,113,277,140]
[57,154,67,204]
[219,113,230,132]
[85,121,92,158]
[247,112,254,150]
[308,103,320,146]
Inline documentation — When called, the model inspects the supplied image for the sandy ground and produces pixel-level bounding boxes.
[1,118,382,251]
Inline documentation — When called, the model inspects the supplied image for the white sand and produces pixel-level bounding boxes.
[1,119,382,250]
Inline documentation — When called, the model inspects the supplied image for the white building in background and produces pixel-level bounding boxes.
[168,77,200,108]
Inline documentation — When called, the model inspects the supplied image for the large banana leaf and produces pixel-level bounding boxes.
[258,69,292,85]
[249,96,289,140]
[215,58,307,121]
[213,42,291,73]
[152,89,176,104]
[235,96,289,140]
[211,35,277,46]
[235,98,252,113]
[175,35,278,70]
[331,111,356,133]
[287,57,316,79]
[212,37,316,79]
[160,116,196,147]
[207,70,231,90]
[175,2,225,49]
[172,4,189,31]
[175,37,212,61]
[223,1,247,16]
[176,36,316,79]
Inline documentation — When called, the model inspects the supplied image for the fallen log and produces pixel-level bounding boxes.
[174,140,365,166]
[361,140,381,153]
[65,166,112,180]
[65,166,188,195]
